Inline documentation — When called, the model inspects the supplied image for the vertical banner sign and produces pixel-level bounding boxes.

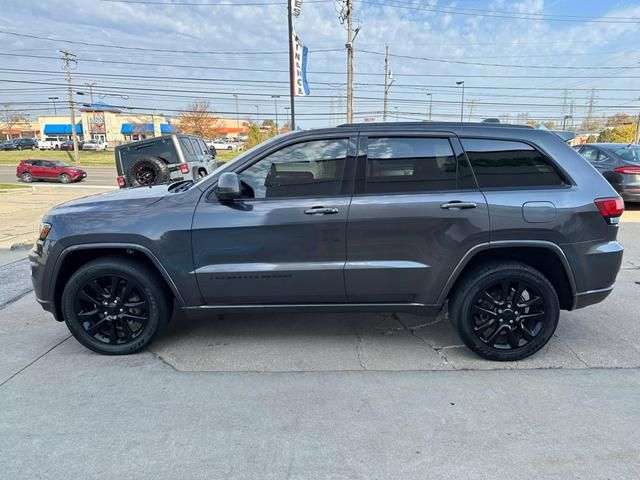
[290,0,303,16]
[292,30,310,96]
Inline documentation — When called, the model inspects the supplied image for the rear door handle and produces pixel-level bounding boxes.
[304,207,339,215]
[441,201,477,210]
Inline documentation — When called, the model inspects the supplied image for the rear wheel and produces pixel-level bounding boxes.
[449,261,559,361]
[61,257,171,355]
[20,172,32,183]
[59,173,71,183]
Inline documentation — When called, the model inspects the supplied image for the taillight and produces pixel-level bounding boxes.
[613,166,640,175]
[179,164,190,174]
[594,197,624,224]
[116,176,126,188]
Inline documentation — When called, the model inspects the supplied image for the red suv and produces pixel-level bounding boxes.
[16,159,87,184]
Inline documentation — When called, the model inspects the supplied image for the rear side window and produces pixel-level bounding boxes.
[179,137,196,159]
[365,137,461,193]
[461,138,566,188]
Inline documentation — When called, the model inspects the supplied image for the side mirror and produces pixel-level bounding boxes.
[215,172,241,200]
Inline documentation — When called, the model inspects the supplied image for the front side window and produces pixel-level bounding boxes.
[461,138,566,188]
[239,138,348,199]
[365,137,459,193]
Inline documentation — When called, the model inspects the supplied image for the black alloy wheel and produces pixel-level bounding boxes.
[449,261,559,361]
[135,164,156,185]
[62,257,171,355]
[74,274,150,346]
[470,278,545,350]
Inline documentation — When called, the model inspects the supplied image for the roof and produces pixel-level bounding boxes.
[79,101,122,113]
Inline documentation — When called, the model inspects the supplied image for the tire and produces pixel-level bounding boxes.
[126,156,170,187]
[227,146,233,151]
[20,172,33,183]
[59,173,71,184]
[17,146,23,151]
[61,256,172,355]
[449,261,559,361]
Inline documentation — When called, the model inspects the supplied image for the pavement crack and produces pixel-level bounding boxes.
[391,312,458,370]
[355,334,367,370]
[0,335,71,388]
[558,337,590,368]
[149,350,179,371]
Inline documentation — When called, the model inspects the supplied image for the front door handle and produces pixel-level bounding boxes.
[441,201,477,210]
[304,206,339,215]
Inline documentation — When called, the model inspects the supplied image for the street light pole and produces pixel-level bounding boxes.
[255,104,260,125]
[48,96,59,114]
[271,95,280,134]
[456,81,465,122]
[232,94,239,134]
[426,92,432,121]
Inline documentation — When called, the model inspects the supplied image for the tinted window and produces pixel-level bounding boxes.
[180,137,195,158]
[365,137,458,193]
[119,138,179,172]
[579,146,599,162]
[461,138,565,188]
[239,139,348,199]
[611,146,640,164]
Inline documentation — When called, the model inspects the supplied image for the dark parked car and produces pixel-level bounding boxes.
[574,143,640,203]
[12,137,38,150]
[114,134,216,188]
[17,159,87,183]
[60,140,84,151]
[0,140,17,151]
[30,122,623,360]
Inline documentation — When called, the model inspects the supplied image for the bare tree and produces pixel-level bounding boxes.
[0,104,24,140]
[177,100,223,139]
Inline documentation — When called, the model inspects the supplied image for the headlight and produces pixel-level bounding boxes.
[38,222,52,241]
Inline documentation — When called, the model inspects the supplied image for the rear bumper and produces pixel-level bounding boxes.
[574,285,615,309]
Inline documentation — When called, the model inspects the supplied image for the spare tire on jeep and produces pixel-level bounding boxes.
[126,156,170,187]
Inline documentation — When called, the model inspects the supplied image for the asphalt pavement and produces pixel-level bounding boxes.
[0,164,117,187]
[0,222,639,479]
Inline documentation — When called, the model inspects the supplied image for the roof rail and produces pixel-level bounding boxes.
[337,121,533,129]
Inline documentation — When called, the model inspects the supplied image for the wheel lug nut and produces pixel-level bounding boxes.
[509,320,514,324]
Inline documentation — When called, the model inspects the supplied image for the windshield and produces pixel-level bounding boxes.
[611,145,640,164]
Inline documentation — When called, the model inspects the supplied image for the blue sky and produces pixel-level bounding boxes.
[2,0,640,129]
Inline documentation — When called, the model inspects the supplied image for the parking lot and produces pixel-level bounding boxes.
[1,204,639,478]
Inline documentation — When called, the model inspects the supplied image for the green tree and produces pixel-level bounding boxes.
[245,123,264,149]
[542,120,556,130]
[597,124,636,143]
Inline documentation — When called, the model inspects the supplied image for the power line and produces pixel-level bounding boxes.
[359,0,640,24]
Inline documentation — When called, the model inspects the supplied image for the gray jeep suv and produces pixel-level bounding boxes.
[30,122,624,361]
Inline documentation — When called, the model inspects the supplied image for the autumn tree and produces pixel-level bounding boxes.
[598,124,636,144]
[177,100,223,139]
[606,113,634,128]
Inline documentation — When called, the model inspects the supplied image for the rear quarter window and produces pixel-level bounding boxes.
[460,138,566,189]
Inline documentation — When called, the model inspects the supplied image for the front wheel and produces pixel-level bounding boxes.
[61,257,172,355]
[59,173,71,183]
[449,261,559,361]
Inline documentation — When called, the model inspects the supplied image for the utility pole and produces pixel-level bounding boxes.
[467,99,475,122]
[383,45,393,121]
[287,0,296,130]
[345,0,354,123]
[255,104,260,125]
[426,92,432,121]
[456,81,465,122]
[61,50,79,162]
[634,113,640,144]
[48,96,59,114]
